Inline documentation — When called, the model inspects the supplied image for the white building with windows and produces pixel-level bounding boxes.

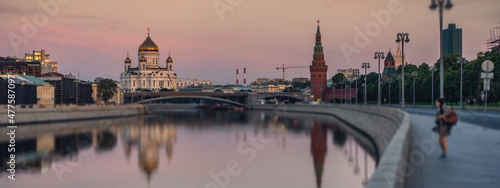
[120,28,177,92]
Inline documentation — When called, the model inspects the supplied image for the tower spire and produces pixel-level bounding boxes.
[147,27,150,36]
[316,20,321,35]
[127,51,129,57]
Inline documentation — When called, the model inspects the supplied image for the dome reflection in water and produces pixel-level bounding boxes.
[0,111,376,188]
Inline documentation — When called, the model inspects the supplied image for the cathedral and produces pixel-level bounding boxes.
[120,28,177,92]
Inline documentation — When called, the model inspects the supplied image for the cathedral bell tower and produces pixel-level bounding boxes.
[310,20,328,102]
[139,53,147,70]
[166,51,173,71]
[124,52,131,72]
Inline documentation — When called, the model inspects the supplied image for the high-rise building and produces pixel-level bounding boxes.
[443,23,462,56]
[394,44,405,68]
[310,20,328,101]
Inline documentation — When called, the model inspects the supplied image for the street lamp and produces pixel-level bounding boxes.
[397,75,402,105]
[430,0,453,98]
[387,79,392,105]
[341,80,344,104]
[374,52,385,106]
[361,62,370,105]
[457,57,466,109]
[411,71,418,107]
[396,33,410,110]
[430,66,436,106]
[333,83,337,105]
[355,78,358,105]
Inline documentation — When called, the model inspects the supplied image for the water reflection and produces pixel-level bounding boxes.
[311,122,327,188]
[0,111,376,188]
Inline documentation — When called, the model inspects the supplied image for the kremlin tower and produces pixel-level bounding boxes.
[310,20,328,101]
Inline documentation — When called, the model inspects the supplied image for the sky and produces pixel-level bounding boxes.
[1,0,499,84]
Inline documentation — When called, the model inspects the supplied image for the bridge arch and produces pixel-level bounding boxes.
[136,96,247,107]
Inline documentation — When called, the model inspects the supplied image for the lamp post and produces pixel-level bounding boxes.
[348,78,351,105]
[355,78,358,105]
[430,0,453,98]
[457,57,466,109]
[374,52,385,106]
[397,75,402,105]
[430,66,436,106]
[411,71,418,107]
[361,62,370,105]
[341,80,344,104]
[333,83,336,105]
[396,33,410,110]
[387,79,392,105]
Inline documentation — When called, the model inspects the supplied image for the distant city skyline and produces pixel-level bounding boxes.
[1,0,498,84]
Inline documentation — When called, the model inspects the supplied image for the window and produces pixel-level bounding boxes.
[133,81,135,87]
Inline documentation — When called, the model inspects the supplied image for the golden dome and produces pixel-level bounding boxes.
[124,52,132,63]
[139,54,146,62]
[138,36,159,52]
[166,51,173,62]
[138,28,159,52]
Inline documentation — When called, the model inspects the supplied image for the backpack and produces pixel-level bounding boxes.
[443,109,457,125]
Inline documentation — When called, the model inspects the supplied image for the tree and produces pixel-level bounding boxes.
[97,79,118,104]
[331,73,346,89]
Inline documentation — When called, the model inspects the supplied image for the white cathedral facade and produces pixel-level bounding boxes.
[120,29,177,92]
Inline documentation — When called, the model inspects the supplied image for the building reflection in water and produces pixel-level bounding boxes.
[120,116,178,185]
[310,122,327,188]
[0,111,376,188]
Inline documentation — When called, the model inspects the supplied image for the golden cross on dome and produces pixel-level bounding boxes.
[168,51,171,55]
[147,27,150,35]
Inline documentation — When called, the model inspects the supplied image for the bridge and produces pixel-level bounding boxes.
[123,92,308,105]
[136,95,247,107]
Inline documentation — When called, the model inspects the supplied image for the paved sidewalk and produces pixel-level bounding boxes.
[406,114,500,188]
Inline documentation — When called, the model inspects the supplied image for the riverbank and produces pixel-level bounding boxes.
[250,104,411,188]
[0,104,146,125]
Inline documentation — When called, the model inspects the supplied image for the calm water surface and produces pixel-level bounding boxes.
[1,110,376,188]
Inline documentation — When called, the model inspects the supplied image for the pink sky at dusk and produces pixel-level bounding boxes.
[1,0,499,84]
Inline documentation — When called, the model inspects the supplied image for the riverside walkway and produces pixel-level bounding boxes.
[406,113,500,188]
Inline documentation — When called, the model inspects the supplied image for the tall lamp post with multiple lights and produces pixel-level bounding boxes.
[457,57,466,109]
[430,66,436,105]
[361,62,370,105]
[387,79,392,105]
[411,71,418,107]
[396,33,410,110]
[397,76,402,105]
[374,52,385,106]
[430,0,453,98]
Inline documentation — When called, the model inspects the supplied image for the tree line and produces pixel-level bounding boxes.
[330,50,500,105]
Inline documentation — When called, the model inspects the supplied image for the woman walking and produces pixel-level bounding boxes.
[435,97,452,159]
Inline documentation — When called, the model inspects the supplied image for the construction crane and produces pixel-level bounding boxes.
[276,64,309,82]
[167,74,177,92]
